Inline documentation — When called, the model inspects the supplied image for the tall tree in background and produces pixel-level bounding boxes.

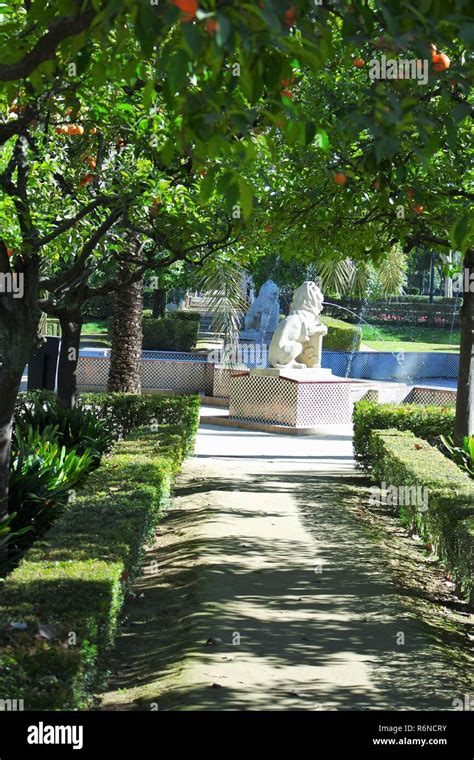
[107,267,144,394]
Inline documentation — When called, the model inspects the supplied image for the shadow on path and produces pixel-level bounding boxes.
[97,461,472,711]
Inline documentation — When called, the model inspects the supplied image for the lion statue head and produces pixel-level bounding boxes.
[256,279,279,304]
[289,281,324,316]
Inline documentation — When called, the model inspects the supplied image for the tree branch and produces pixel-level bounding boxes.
[0,11,95,83]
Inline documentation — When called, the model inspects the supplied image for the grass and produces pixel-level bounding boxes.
[81,321,110,348]
[361,324,460,353]
[83,320,108,334]
[81,320,460,354]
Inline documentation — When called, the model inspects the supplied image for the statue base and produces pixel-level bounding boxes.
[229,368,352,427]
[249,367,333,381]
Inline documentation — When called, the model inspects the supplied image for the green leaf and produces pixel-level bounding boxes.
[200,168,217,204]
[168,49,189,94]
[453,102,471,123]
[450,215,472,253]
[216,13,231,47]
[238,177,254,219]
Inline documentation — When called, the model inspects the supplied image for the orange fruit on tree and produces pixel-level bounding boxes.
[89,127,98,135]
[432,52,450,72]
[413,204,424,214]
[281,88,293,98]
[6,248,13,258]
[80,174,93,186]
[353,57,365,68]
[85,156,96,170]
[205,19,218,34]
[55,126,66,134]
[334,172,347,185]
[172,0,198,22]
[284,7,296,27]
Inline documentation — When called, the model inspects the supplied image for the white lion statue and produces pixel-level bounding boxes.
[269,281,328,369]
[244,279,280,336]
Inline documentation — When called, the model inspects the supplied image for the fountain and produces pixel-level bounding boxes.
[228,282,353,431]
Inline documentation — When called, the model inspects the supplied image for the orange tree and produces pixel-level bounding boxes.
[0,0,473,516]
[242,9,473,439]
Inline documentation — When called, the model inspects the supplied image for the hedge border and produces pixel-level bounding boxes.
[369,429,474,603]
[320,315,362,352]
[0,395,200,710]
[353,400,455,469]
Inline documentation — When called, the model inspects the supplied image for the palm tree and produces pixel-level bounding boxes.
[314,246,407,299]
[190,256,248,365]
[107,271,143,393]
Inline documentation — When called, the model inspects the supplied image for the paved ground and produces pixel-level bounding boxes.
[97,421,471,711]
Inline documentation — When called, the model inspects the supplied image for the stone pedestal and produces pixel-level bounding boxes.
[229,368,352,427]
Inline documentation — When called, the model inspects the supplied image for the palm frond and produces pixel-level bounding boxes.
[191,258,248,345]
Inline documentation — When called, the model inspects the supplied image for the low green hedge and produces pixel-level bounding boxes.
[78,392,200,455]
[369,429,474,602]
[353,400,455,469]
[0,399,200,710]
[142,314,199,351]
[320,315,362,352]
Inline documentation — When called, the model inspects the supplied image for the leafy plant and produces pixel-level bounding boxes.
[0,512,31,549]
[8,424,94,539]
[14,394,114,463]
[440,434,474,478]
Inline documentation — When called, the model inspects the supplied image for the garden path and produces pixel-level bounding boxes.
[98,421,471,711]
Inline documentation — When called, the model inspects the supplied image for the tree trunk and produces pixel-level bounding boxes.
[152,287,167,318]
[107,276,143,393]
[57,311,83,409]
[0,358,24,524]
[0,260,41,522]
[454,249,474,442]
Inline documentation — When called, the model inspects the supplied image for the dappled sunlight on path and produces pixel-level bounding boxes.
[98,425,471,711]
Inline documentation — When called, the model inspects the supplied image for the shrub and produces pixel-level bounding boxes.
[142,314,199,351]
[0,415,197,709]
[440,434,474,478]
[174,311,201,322]
[320,315,362,351]
[353,400,455,469]
[368,429,474,602]
[77,393,200,454]
[15,394,114,463]
[8,425,94,541]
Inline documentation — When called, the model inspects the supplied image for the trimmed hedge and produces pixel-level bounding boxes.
[142,314,199,351]
[78,392,200,455]
[353,400,455,469]
[0,396,200,710]
[320,315,362,352]
[369,429,474,602]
